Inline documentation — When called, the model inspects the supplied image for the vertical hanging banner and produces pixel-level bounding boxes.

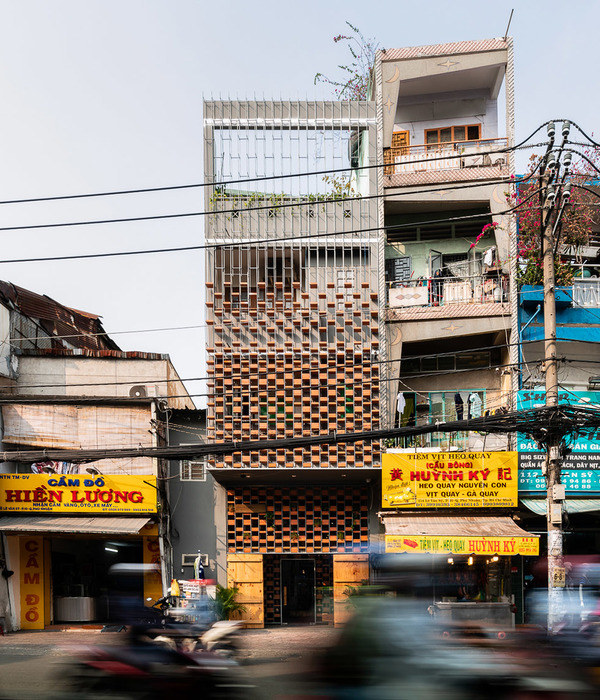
[142,535,163,605]
[20,536,45,630]
[382,452,518,508]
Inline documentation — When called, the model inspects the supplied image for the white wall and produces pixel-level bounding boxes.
[16,356,194,409]
[393,90,499,145]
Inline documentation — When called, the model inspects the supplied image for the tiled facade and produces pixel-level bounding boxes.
[227,486,369,553]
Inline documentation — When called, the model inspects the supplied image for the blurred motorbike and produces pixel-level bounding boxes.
[58,630,254,699]
[145,595,244,659]
[201,620,245,658]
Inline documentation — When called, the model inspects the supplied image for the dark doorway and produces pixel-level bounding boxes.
[281,558,315,624]
[50,538,143,623]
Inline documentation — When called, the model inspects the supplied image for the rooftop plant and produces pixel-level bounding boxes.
[314,22,378,101]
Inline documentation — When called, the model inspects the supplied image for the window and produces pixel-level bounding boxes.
[425,125,481,147]
[401,351,492,375]
[385,256,412,284]
[181,459,206,481]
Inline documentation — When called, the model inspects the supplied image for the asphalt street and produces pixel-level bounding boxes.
[0,625,338,699]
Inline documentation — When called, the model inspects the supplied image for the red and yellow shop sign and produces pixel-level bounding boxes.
[382,452,518,509]
[20,536,44,629]
[386,534,539,556]
[0,474,157,514]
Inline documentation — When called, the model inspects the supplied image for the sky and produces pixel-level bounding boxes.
[0,0,597,408]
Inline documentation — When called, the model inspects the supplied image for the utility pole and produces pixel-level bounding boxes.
[540,121,571,633]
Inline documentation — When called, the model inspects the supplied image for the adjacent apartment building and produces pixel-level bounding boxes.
[0,281,193,631]
[374,39,540,625]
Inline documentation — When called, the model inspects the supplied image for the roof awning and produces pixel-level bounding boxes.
[522,499,600,516]
[0,516,152,535]
[382,514,539,556]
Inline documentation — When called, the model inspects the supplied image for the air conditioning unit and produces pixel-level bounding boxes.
[181,553,209,568]
[129,384,158,398]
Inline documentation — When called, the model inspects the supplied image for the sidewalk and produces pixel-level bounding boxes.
[0,623,339,661]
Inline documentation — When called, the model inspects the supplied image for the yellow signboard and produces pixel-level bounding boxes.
[382,452,518,509]
[0,474,157,514]
[20,536,45,629]
[385,535,539,556]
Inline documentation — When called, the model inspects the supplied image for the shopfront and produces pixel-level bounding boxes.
[0,474,162,630]
[224,484,372,628]
[381,451,539,627]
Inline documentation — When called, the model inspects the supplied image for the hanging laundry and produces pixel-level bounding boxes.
[469,392,483,418]
[194,554,205,580]
[483,246,495,268]
[397,392,406,414]
[454,393,464,420]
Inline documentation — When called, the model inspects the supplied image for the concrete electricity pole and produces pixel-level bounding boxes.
[540,121,571,633]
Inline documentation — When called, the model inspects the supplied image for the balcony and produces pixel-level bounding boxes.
[387,272,509,309]
[384,138,509,188]
[520,277,600,309]
[573,278,600,308]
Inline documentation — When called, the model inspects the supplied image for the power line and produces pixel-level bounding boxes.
[1,404,598,463]
[0,172,518,235]
[0,136,545,208]
[7,323,208,348]
[7,337,551,392]
[0,357,532,406]
[0,192,539,265]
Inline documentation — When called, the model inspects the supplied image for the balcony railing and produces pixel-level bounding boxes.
[384,138,509,176]
[385,431,510,452]
[573,276,600,308]
[388,272,509,309]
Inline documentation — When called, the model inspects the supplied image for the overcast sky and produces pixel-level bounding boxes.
[0,1,596,407]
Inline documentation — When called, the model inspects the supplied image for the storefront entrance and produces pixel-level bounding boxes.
[1,521,162,630]
[281,558,315,624]
[51,537,143,622]
[228,553,369,627]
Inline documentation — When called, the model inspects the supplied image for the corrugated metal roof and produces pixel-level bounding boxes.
[0,516,151,534]
[382,39,508,62]
[381,514,537,539]
[0,280,121,353]
[19,348,169,360]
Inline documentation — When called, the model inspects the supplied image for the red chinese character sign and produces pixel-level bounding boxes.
[382,452,518,508]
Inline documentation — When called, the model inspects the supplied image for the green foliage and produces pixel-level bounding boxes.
[214,584,247,620]
[514,154,596,287]
[207,174,357,219]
